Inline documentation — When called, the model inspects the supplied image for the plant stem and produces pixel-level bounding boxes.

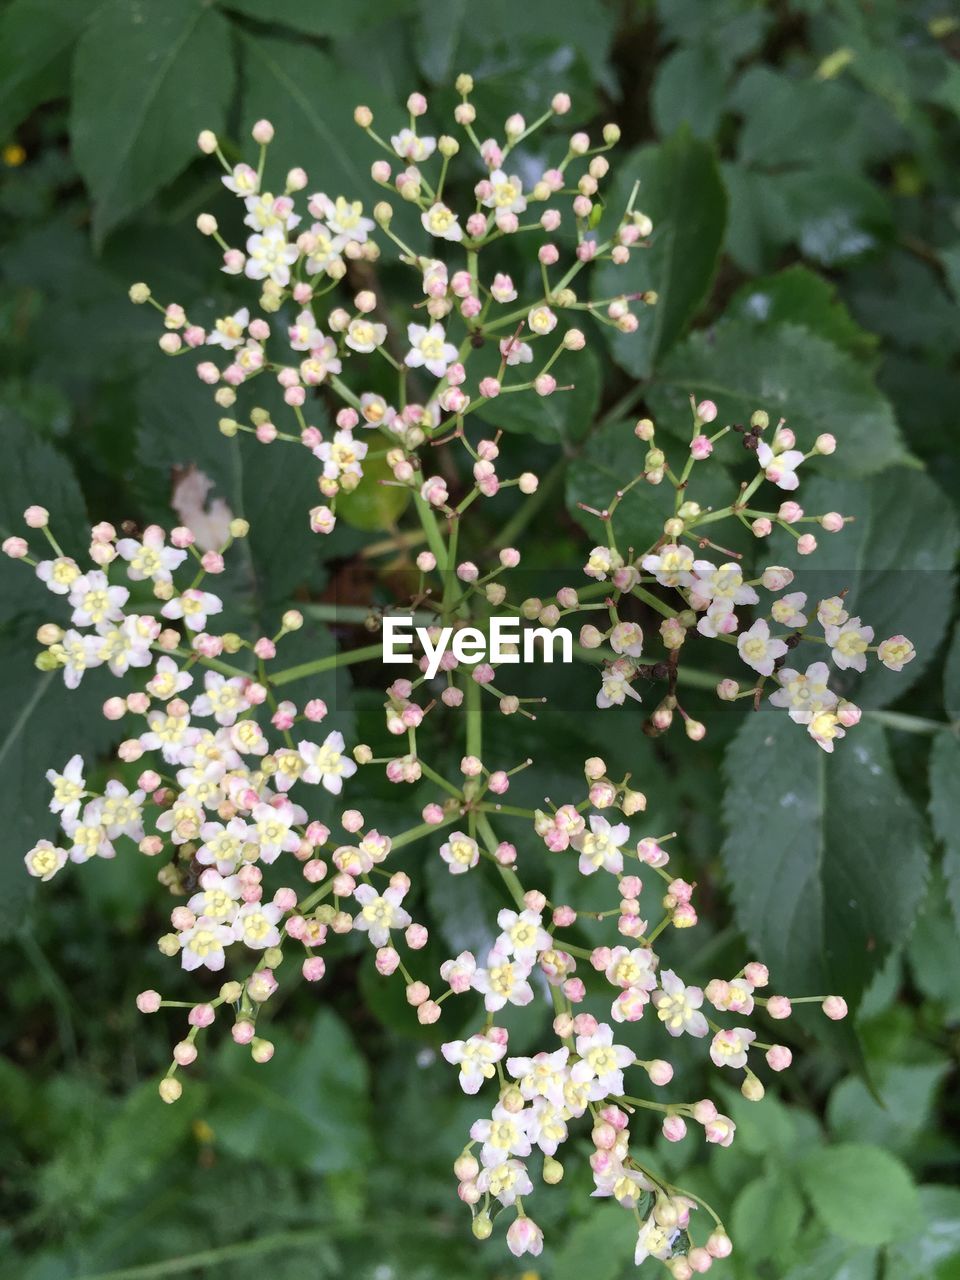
[270,644,383,687]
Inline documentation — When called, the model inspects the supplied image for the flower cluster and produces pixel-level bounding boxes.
[4,78,911,1274]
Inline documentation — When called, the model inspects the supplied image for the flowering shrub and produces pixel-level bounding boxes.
[1,77,931,1276]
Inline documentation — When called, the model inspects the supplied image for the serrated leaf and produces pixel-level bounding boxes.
[552,1203,638,1280]
[565,417,748,558]
[206,1008,371,1173]
[239,34,396,205]
[648,320,910,473]
[593,130,727,378]
[768,468,959,709]
[731,1172,805,1263]
[651,46,727,140]
[477,344,601,445]
[0,0,98,139]
[799,1143,921,1245]
[71,0,235,242]
[721,713,928,1008]
[928,733,960,933]
[728,265,876,358]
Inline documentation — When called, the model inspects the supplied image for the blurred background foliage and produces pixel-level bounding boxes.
[1,0,960,1277]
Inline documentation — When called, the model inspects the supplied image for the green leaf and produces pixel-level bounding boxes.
[206,1008,372,1173]
[239,33,395,206]
[336,449,412,531]
[799,1143,921,1245]
[91,1081,206,1207]
[782,1240,879,1280]
[731,1172,805,1263]
[929,732,960,933]
[721,714,929,1007]
[0,628,120,939]
[71,0,235,242]
[727,265,877,358]
[886,1186,960,1279]
[768,468,959,709]
[828,1061,951,1156]
[552,1203,638,1280]
[648,320,910,474]
[477,345,601,445]
[0,0,96,139]
[220,0,409,37]
[941,619,960,720]
[651,47,726,140]
[593,130,727,378]
[0,420,89,626]
[565,417,748,558]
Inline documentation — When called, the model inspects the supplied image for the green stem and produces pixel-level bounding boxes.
[270,644,383,687]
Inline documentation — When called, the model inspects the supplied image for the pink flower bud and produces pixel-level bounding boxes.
[663,1115,687,1142]
[767,995,792,1019]
[136,990,162,1013]
[647,1059,674,1086]
[302,956,326,982]
[232,1019,256,1045]
[766,1044,793,1071]
[376,946,400,976]
[822,995,848,1020]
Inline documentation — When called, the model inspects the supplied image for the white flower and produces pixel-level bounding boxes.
[824,616,874,672]
[179,918,235,971]
[496,908,551,962]
[808,708,846,753]
[116,527,187,583]
[299,731,358,794]
[652,970,708,1037]
[476,1152,532,1206]
[571,813,629,876]
[250,800,303,864]
[391,128,436,162]
[404,322,458,378]
[99,780,145,841]
[769,661,837,724]
[609,621,643,657]
[244,227,298,285]
[46,754,85,823]
[483,168,527,226]
[140,709,198,765]
[471,1103,533,1159]
[300,336,342,385]
[709,1026,756,1069]
[313,430,368,482]
[817,595,849,629]
[161,588,223,632]
[499,335,532,365]
[770,591,808,627]
[491,272,517,303]
[345,316,387,353]
[191,672,250,727]
[206,307,250,350]
[187,869,242,922]
[526,1096,568,1155]
[506,1048,569,1108]
[288,309,322,351]
[95,614,156,677]
[320,195,375,242]
[197,817,250,872]
[441,1034,506,1094]
[304,222,345,275]
[635,1217,678,1267]
[146,656,193,700]
[572,1022,635,1095]
[472,949,535,1012]
[353,883,411,947]
[757,441,804,490]
[25,840,68,881]
[234,900,283,949]
[67,569,128,627]
[55,629,103,689]
[737,618,788,676]
[877,635,916,672]
[527,305,557,335]
[604,945,657,992]
[421,202,463,241]
[36,555,82,594]
[243,192,300,233]
[597,664,642,710]
[222,163,259,196]
[439,830,480,875]
[642,543,695,587]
